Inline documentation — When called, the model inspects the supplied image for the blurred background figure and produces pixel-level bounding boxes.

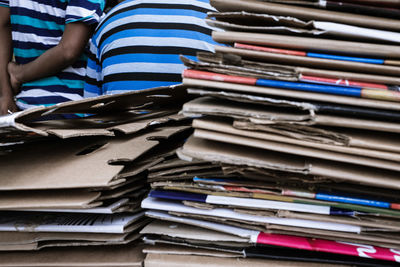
[84,0,220,97]
[0,0,104,115]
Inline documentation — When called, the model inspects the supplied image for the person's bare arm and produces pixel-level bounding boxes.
[0,6,17,115]
[8,21,94,92]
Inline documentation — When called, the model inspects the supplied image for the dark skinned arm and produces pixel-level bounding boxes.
[0,6,16,115]
[7,21,94,96]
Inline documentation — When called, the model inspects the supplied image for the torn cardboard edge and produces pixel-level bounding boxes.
[192,117,400,163]
[210,0,400,32]
[0,126,189,190]
[182,96,400,133]
[178,136,400,189]
[213,44,400,77]
[182,78,400,112]
[206,12,400,43]
[0,84,188,139]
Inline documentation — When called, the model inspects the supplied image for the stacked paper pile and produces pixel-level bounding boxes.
[0,85,191,266]
[141,0,400,266]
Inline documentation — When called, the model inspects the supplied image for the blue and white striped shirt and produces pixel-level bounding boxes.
[84,0,220,97]
[0,0,104,110]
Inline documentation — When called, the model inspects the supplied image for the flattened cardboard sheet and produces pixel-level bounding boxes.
[183,96,400,133]
[143,244,240,258]
[144,253,348,267]
[210,0,400,32]
[0,126,188,190]
[178,136,400,189]
[0,190,101,210]
[0,243,144,266]
[183,78,400,112]
[193,118,400,163]
[214,45,400,77]
[0,85,188,141]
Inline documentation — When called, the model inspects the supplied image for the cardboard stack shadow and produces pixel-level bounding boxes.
[140,0,400,266]
[0,85,193,266]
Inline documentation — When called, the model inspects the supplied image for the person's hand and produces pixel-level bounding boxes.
[7,61,22,95]
[0,92,17,115]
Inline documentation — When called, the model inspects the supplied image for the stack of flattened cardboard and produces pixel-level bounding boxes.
[0,85,192,266]
[141,1,400,266]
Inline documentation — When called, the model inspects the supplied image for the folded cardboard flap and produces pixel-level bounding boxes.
[144,253,348,267]
[179,136,400,189]
[183,78,400,112]
[210,0,400,32]
[193,118,400,162]
[214,45,400,77]
[0,190,101,210]
[0,243,144,266]
[143,244,241,258]
[194,128,400,172]
[0,126,188,190]
[140,220,248,243]
[207,12,400,44]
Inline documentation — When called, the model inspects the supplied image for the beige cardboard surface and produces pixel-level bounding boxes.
[140,220,248,243]
[0,85,187,140]
[183,96,400,133]
[183,78,400,111]
[214,45,400,76]
[194,128,400,171]
[193,118,400,162]
[0,231,130,245]
[213,31,400,60]
[0,126,186,190]
[179,136,400,189]
[0,190,101,210]
[143,244,240,258]
[194,52,400,85]
[210,0,400,32]
[144,253,350,267]
[0,244,144,266]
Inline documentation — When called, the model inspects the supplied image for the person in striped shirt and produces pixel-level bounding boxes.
[84,0,220,97]
[0,0,105,115]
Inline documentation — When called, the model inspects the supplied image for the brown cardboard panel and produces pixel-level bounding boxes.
[193,52,400,85]
[0,243,144,266]
[183,78,400,112]
[277,210,400,231]
[0,231,130,245]
[143,244,240,258]
[232,121,400,153]
[140,220,248,243]
[213,31,400,60]
[194,128,400,172]
[0,85,187,141]
[183,96,400,133]
[214,44,400,77]
[0,126,187,190]
[193,118,400,162]
[0,190,101,210]
[179,136,400,189]
[144,253,349,267]
[210,0,400,32]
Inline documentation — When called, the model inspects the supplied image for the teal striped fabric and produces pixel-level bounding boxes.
[2,0,105,111]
